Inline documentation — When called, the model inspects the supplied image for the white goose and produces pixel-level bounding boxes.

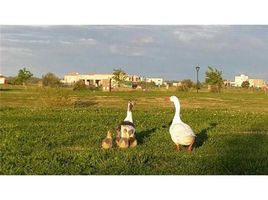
[116,101,136,148]
[168,96,196,151]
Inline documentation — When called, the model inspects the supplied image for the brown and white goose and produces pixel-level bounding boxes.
[168,96,196,152]
[116,101,136,148]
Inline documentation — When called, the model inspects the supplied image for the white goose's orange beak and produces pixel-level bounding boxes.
[166,97,170,102]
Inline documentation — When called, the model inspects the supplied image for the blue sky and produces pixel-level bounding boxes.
[0,25,267,81]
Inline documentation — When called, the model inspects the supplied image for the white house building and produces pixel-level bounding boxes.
[62,72,115,87]
[234,74,249,87]
[62,72,142,88]
[145,78,164,86]
[234,74,266,88]
[0,74,7,84]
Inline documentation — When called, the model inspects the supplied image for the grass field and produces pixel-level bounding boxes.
[0,85,268,175]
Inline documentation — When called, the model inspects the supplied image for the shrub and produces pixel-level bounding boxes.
[28,77,42,85]
[241,81,250,88]
[73,80,87,91]
[208,85,221,93]
[177,79,193,92]
[42,73,61,87]
[181,79,193,88]
[73,80,99,91]
[138,81,156,89]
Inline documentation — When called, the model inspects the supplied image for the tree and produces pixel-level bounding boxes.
[177,79,194,92]
[138,81,156,89]
[42,72,61,87]
[205,66,223,92]
[6,76,17,85]
[241,80,250,88]
[181,79,193,88]
[16,67,33,85]
[28,77,42,85]
[112,68,127,87]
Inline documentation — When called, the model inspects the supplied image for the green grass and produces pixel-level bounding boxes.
[0,85,268,174]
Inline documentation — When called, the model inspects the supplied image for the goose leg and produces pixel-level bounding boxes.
[176,144,180,151]
[188,142,194,152]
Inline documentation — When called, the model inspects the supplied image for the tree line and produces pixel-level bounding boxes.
[6,66,229,92]
[6,68,61,87]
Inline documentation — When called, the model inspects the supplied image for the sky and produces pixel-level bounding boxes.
[0,25,268,81]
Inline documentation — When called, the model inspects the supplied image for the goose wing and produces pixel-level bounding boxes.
[170,122,195,139]
[117,121,136,138]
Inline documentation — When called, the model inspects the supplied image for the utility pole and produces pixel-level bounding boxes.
[196,66,200,93]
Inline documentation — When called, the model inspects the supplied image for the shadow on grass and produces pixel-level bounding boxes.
[73,100,98,108]
[161,120,172,129]
[0,88,22,92]
[195,122,217,149]
[136,128,157,145]
[216,134,268,175]
[215,121,268,175]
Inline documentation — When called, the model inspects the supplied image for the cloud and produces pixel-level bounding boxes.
[0,46,33,56]
[79,38,96,45]
[59,40,73,45]
[1,25,267,81]
[173,26,229,42]
[59,38,97,46]
[109,44,144,56]
[132,36,154,45]
[2,38,50,44]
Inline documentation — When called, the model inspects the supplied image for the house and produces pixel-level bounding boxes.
[62,72,142,90]
[248,79,266,88]
[234,74,266,88]
[126,75,141,82]
[62,72,114,87]
[145,77,163,86]
[224,80,235,87]
[234,74,248,87]
[172,82,182,87]
[62,72,80,85]
[0,74,7,84]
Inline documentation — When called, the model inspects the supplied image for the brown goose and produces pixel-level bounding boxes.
[117,138,129,149]
[129,136,137,148]
[116,101,136,148]
[101,130,113,149]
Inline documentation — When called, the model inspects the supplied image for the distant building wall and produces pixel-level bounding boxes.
[126,75,141,82]
[248,79,266,88]
[0,75,7,84]
[234,74,248,87]
[224,80,235,87]
[145,78,163,86]
[63,73,114,86]
[172,82,182,87]
[63,72,142,88]
[234,74,266,88]
[102,79,112,91]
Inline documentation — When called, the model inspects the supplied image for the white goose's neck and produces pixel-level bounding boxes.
[124,104,133,123]
[172,99,182,124]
